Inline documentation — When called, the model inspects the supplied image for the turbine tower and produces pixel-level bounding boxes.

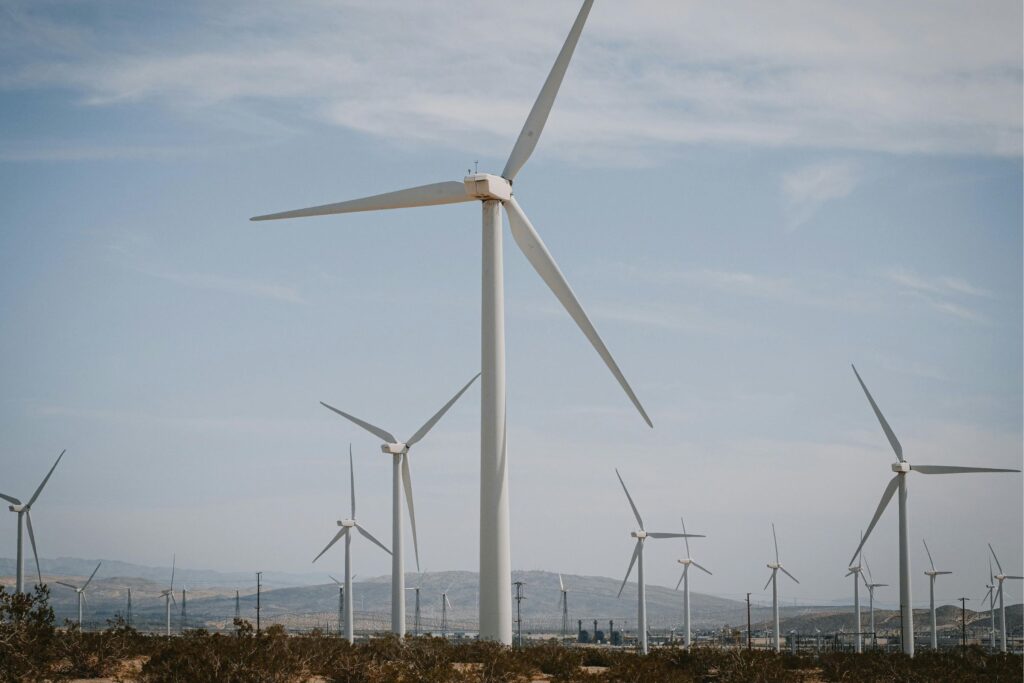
[440,588,453,639]
[126,587,133,628]
[846,534,865,653]
[847,364,1020,656]
[922,539,952,650]
[981,560,996,651]
[313,448,391,644]
[862,554,887,649]
[55,561,101,628]
[615,469,699,655]
[406,573,422,636]
[320,375,478,636]
[988,543,1022,653]
[252,1,651,643]
[0,449,65,593]
[557,574,569,641]
[764,523,799,653]
[673,516,711,649]
[159,555,176,636]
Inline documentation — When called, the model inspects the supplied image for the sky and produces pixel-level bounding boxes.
[0,0,1021,611]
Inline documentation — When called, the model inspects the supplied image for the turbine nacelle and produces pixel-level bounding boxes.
[891,462,911,473]
[338,519,356,528]
[380,443,409,456]
[677,558,693,566]
[631,530,648,539]
[463,174,512,202]
[8,504,25,513]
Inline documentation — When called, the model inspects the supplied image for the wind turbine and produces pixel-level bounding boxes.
[321,374,478,637]
[406,573,422,636]
[126,587,133,628]
[847,364,1020,656]
[313,448,390,644]
[988,543,1022,653]
[981,560,996,651]
[673,516,711,649]
[252,0,651,643]
[440,588,453,639]
[615,469,699,655]
[764,523,799,654]
[862,554,887,649]
[56,561,101,628]
[557,574,569,641]
[846,533,865,653]
[159,555,176,636]
[329,573,358,638]
[0,449,65,593]
[922,539,952,650]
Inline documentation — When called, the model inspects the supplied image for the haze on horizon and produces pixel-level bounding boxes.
[0,0,1021,610]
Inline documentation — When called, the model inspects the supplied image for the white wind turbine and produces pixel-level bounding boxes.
[159,555,176,636]
[56,561,101,628]
[328,574,356,638]
[320,374,479,636]
[440,588,454,639]
[988,543,1022,654]
[313,448,390,644]
[615,469,700,655]
[922,539,952,650]
[406,573,422,637]
[0,449,65,593]
[673,516,711,649]
[861,554,887,649]
[252,0,651,643]
[557,574,570,641]
[981,560,996,651]
[846,533,865,653]
[847,364,1020,656]
[764,523,799,654]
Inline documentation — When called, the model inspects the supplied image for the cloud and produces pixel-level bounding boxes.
[0,0,1020,162]
[142,268,306,305]
[782,161,860,230]
[885,267,991,323]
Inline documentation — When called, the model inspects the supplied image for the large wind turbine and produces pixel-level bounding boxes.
[673,516,711,649]
[846,534,865,653]
[922,539,952,650]
[764,523,799,654]
[56,561,101,628]
[252,1,651,643]
[557,574,570,641]
[159,555,176,636]
[988,543,1022,654]
[847,364,1020,656]
[406,574,422,637]
[862,554,887,649]
[313,448,391,644]
[0,449,65,593]
[321,375,478,636]
[615,470,699,655]
[981,560,996,651]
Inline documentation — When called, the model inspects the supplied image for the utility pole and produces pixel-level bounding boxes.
[512,581,526,647]
[609,619,614,645]
[235,590,241,622]
[593,619,599,644]
[746,593,752,650]
[126,587,132,628]
[256,572,263,634]
[958,597,969,651]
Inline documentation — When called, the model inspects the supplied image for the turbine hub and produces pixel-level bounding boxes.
[631,530,647,539]
[463,174,512,202]
[381,443,408,455]
[891,462,911,473]
[338,519,356,528]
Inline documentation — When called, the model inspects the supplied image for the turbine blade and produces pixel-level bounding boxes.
[691,561,713,576]
[502,0,594,181]
[647,532,703,539]
[936,571,953,576]
[313,528,348,564]
[1005,576,1024,580]
[445,595,453,609]
[617,540,641,598]
[780,567,800,584]
[24,510,42,585]
[913,465,1021,474]
[56,581,78,589]
[849,475,900,565]
[861,571,870,589]
[83,562,101,590]
[349,445,356,519]
[764,573,773,591]
[614,469,644,528]
[923,539,935,571]
[675,571,685,591]
[251,181,473,221]
[989,558,994,583]
[401,454,420,571]
[328,574,342,586]
[772,524,779,565]
[170,554,175,593]
[355,524,392,555]
[320,402,396,444]
[0,492,21,505]
[505,197,652,427]
[988,543,1004,575]
[405,373,481,447]
[28,449,65,507]
[559,573,565,592]
[863,555,874,583]
[681,517,691,557]
[851,365,903,462]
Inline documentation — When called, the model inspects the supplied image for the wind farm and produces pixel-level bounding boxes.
[0,0,1022,681]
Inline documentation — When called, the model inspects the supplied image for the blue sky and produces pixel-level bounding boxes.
[0,0,1021,609]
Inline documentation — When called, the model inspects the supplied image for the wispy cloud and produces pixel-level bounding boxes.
[885,267,991,323]
[782,160,860,230]
[143,268,306,305]
[0,1,1019,162]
